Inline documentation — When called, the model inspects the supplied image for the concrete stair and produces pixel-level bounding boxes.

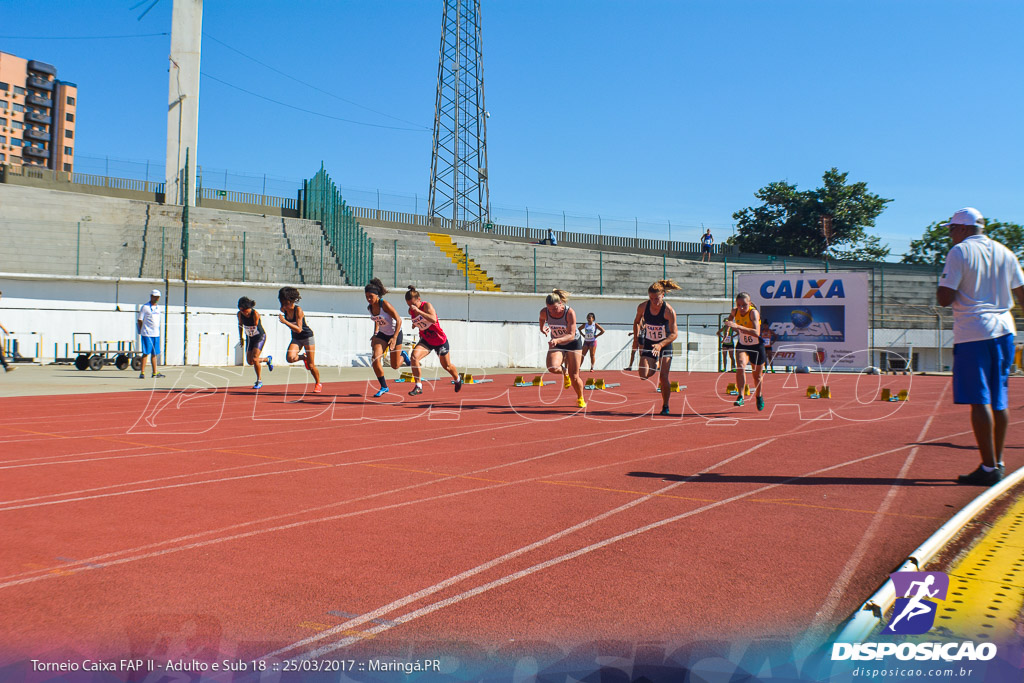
[364,225,468,291]
[428,233,501,291]
[0,184,344,285]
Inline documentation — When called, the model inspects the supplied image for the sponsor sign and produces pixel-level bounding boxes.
[737,272,869,369]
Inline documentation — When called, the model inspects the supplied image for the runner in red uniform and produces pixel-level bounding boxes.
[405,286,462,396]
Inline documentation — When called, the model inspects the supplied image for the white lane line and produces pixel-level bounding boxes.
[289,431,942,661]
[263,439,775,660]
[0,424,653,585]
[798,384,948,648]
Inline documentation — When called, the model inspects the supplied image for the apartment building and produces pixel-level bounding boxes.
[0,50,77,172]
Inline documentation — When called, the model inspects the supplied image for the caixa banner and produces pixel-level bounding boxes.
[736,272,870,370]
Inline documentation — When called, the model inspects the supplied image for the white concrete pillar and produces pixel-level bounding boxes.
[165,0,202,206]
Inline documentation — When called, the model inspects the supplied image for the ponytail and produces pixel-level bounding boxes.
[545,288,570,306]
[649,279,681,294]
[405,285,420,302]
[365,278,388,297]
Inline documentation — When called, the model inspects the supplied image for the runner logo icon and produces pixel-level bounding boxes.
[887,571,948,635]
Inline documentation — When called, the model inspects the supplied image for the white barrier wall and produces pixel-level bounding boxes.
[0,273,732,372]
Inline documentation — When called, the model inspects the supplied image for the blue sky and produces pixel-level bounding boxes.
[3,0,1022,257]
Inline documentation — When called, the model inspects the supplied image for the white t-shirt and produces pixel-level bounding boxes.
[138,302,161,338]
[940,235,1024,344]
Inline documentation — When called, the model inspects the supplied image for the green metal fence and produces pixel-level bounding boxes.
[301,166,373,286]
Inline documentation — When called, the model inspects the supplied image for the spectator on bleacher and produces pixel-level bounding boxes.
[936,207,1024,486]
[701,229,714,263]
[0,290,12,372]
[547,228,558,246]
[137,290,165,379]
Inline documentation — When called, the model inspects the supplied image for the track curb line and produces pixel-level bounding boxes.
[833,464,1024,643]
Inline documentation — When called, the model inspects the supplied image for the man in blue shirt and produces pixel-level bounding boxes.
[701,229,714,263]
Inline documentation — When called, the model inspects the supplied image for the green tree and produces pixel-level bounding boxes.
[730,168,891,259]
[902,220,1024,265]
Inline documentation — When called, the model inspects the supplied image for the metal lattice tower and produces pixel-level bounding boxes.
[428,0,490,227]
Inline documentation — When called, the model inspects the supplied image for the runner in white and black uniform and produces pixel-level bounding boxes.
[278,286,322,393]
[578,312,605,373]
[633,280,680,415]
[540,289,586,409]
[237,296,273,389]
[365,278,406,398]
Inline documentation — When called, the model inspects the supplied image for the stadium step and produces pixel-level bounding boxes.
[428,233,502,292]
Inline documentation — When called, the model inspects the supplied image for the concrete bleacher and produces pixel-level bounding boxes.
[0,182,944,329]
[364,225,466,290]
[0,184,345,285]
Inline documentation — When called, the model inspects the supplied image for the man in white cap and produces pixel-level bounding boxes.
[937,207,1024,485]
[137,289,165,379]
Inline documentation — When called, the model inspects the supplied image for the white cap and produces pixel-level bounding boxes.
[151,289,162,297]
[942,207,984,228]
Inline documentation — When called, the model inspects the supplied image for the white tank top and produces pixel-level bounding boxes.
[582,323,598,341]
[546,306,578,341]
[368,303,397,336]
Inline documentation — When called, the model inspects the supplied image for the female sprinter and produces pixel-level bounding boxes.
[365,278,404,397]
[633,280,680,415]
[722,292,765,410]
[578,312,605,372]
[405,286,462,395]
[539,289,585,408]
[278,287,321,393]
[237,296,273,389]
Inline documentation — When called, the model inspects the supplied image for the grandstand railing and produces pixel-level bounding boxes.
[300,167,374,286]
[347,205,737,257]
[1,163,166,195]
[197,187,298,210]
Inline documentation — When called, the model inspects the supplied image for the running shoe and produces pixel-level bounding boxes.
[410,386,423,396]
[956,465,1002,486]
[576,397,587,409]
[139,372,145,379]
[564,375,572,389]
[733,397,744,407]
[266,355,274,372]
[454,378,463,393]
[625,366,632,371]
[3,366,14,372]
[402,350,412,366]
[313,383,323,393]
[660,405,671,416]
[374,386,389,398]
[302,355,310,370]
[756,396,765,411]
[152,372,166,378]
[253,380,263,390]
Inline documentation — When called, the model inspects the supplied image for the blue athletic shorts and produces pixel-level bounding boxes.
[952,333,1014,410]
[140,336,160,356]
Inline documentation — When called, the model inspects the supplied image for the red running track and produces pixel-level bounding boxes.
[0,370,1017,665]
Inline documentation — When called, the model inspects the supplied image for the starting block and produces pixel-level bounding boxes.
[744,384,751,396]
[726,382,738,395]
[819,385,831,399]
[880,388,908,402]
[456,372,492,385]
[656,381,683,393]
[806,386,819,399]
[585,378,620,390]
[396,371,415,383]
[516,375,555,387]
